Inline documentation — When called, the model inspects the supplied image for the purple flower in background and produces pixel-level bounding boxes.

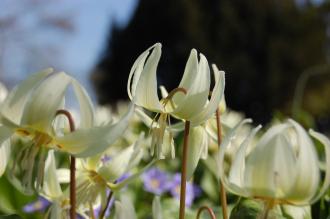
[142,167,171,195]
[168,173,202,207]
[23,196,50,213]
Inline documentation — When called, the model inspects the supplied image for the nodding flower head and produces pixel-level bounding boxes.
[218,119,330,207]
[127,43,225,159]
[0,69,134,193]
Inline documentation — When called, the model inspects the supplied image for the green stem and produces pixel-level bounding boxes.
[215,109,228,219]
[179,121,190,219]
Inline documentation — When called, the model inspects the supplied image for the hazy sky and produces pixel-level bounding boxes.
[0,0,137,101]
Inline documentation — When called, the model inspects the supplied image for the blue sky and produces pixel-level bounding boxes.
[0,0,137,101]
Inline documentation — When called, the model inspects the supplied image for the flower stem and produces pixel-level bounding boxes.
[179,121,190,219]
[56,109,76,219]
[215,109,228,219]
[99,190,114,219]
[196,206,216,219]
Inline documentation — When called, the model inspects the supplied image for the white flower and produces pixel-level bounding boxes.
[218,119,330,206]
[0,69,134,192]
[127,43,225,159]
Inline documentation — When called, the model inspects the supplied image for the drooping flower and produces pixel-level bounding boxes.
[218,118,330,207]
[127,43,225,159]
[141,167,171,195]
[0,69,134,192]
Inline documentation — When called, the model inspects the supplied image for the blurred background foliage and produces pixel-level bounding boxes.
[92,0,330,130]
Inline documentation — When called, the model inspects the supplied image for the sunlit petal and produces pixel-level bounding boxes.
[133,43,163,111]
[190,65,225,126]
[1,68,53,125]
[172,52,210,120]
[71,78,94,129]
[20,72,71,132]
[56,104,134,157]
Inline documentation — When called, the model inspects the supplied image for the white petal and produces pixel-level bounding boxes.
[172,53,210,120]
[281,205,311,219]
[159,85,169,99]
[218,118,252,196]
[186,125,209,180]
[115,196,137,219]
[43,151,62,198]
[56,168,70,183]
[244,124,297,199]
[1,68,53,125]
[308,129,330,203]
[21,72,71,132]
[152,196,163,219]
[56,104,134,157]
[190,66,225,126]
[286,119,320,204]
[71,78,94,129]
[98,135,143,181]
[0,140,11,176]
[228,125,261,188]
[133,43,163,111]
[172,49,198,104]
[127,44,157,100]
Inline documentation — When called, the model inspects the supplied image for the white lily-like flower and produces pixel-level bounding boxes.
[218,118,330,207]
[74,136,144,210]
[0,69,134,192]
[127,43,225,159]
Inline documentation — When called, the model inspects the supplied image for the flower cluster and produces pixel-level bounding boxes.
[0,43,329,219]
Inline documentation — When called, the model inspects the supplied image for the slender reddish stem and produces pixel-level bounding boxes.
[56,109,76,219]
[215,109,228,219]
[99,190,114,219]
[179,121,190,219]
[196,206,217,219]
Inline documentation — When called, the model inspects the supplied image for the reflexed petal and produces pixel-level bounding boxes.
[43,151,62,198]
[190,66,225,126]
[1,68,53,125]
[186,125,208,180]
[114,196,137,219]
[152,196,163,219]
[133,43,163,111]
[56,104,134,157]
[127,44,157,100]
[71,78,94,129]
[172,53,210,120]
[172,49,198,104]
[244,125,297,198]
[218,119,252,195]
[308,130,330,203]
[228,125,261,188]
[21,72,71,132]
[0,140,11,176]
[286,119,320,203]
